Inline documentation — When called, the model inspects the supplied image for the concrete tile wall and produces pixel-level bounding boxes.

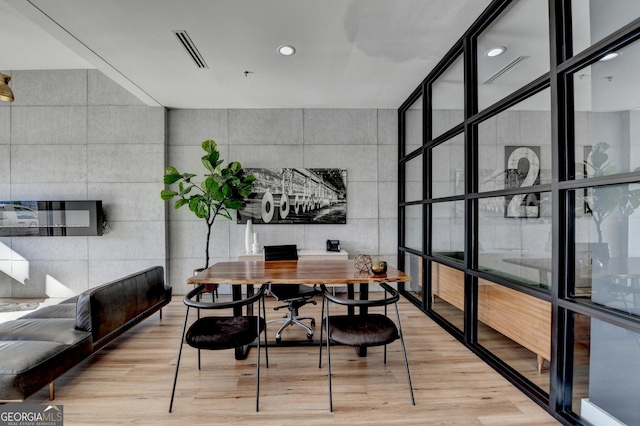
[167,108,398,295]
[0,69,166,297]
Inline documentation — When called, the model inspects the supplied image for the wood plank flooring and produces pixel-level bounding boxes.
[22,294,560,425]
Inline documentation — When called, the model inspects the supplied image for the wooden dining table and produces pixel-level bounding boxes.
[186,259,412,359]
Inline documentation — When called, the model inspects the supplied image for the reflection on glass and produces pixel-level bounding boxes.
[403,204,422,251]
[431,261,464,331]
[571,0,640,56]
[405,94,423,153]
[432,201,464,262]
[404,252,423,300]
[478,278,550,393]
[432,55,464,139]
[572,184,640,316]
[477,193,552,289]
[477,0,549,110]
[570,312,640,425]
[404,154,423,202]
[478,88,551,193]
[431,134,465,198]
[573,39,640,179]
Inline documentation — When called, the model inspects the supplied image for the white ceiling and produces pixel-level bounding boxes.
[0,0,493,109]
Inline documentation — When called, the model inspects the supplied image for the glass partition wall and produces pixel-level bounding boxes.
[398,1,640,425]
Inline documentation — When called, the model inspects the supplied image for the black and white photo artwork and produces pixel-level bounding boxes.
[237,168,347,224]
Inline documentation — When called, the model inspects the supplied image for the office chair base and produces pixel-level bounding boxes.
[269,315,315,343]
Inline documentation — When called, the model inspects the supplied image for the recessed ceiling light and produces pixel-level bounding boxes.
[277,45,296,56]
[485,46,507,57]
[600,52,620,62]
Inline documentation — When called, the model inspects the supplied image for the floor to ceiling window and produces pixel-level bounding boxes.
[398,1,640,425]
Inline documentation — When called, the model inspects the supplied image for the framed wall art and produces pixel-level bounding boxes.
[504,146,541,218]
[237,168,347,224]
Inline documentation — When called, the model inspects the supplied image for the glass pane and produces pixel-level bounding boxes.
[572,0,640,56]
[432,55,464,139]
[573,39,640,179]
[405,94,423,153]
[431,261,464,331]
[404,154,423,202]
[404,252,423,300]
[432,201,465,262]
[572,183,640,316]
[570,312,640,426]
[403,204,422,251]
[478,278,550,394]
[478,88,551,193]
[477,0,550,110]
[431,134,465,198]
[477,192,552,290]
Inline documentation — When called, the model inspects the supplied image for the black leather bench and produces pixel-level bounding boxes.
[0,266,171,402]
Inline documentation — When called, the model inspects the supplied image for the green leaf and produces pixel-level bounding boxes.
[164,166,179,175]
[163,173,182,185]
[174,198,189,209]
[201,139,217,154]
[160,189,178,200]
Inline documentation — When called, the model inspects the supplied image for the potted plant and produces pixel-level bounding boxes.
[161,139,256,269]
[584,141,640,245]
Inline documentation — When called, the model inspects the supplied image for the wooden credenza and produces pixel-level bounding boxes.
[238,249,348,261]
[432,262,551,373]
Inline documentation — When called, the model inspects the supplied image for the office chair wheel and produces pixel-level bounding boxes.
[307,333,313,340]
[276,336,282,344]
[310,319,315,327]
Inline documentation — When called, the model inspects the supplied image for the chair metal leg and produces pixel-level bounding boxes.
[318,295,325,368]
[394,303,415,405]
[325,300,333,412]
[169,306,191,413]
[262,295,269,368]
[256,308,261,412]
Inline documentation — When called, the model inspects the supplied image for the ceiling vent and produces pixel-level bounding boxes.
[482,56,530,85]
[172,30,209,69]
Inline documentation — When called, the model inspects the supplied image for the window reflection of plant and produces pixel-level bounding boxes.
[583,141,640,244]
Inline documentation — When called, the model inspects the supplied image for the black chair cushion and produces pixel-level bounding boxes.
[186,316,265,350]
[325,314,399,347]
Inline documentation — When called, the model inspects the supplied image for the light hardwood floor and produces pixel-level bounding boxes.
[22,293,560,425]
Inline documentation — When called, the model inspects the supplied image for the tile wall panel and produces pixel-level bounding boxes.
[11,70,87,106]
[0,108,9,144]
[87,143,164,183]
[2,69,167,297]
[88,70,146,106]
[229,109,302,145]
[88,106,165,144]
[303,109,377,145]
[168,109,228,145]
[11,106,86,145]
[10,144,87,183]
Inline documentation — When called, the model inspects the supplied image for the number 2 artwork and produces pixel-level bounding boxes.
[504,146,541,218]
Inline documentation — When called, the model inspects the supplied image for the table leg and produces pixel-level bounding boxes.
[355,283,369,357]
[233,284,251,360]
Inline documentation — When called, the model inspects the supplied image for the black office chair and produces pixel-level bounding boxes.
[169,283,269,413]
[264,244,320,343]
[318,283,415,412]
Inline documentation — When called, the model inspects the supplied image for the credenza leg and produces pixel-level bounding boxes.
[49,382,55,400]
[537,354,544,374]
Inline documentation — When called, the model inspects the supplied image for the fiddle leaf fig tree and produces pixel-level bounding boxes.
[161,140,256,268]
[584,141,640,243]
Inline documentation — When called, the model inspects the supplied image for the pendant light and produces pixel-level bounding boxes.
[0,73,15,102]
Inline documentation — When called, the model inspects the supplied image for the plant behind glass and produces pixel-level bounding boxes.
[161,140,256,268]
[584,141,640,244]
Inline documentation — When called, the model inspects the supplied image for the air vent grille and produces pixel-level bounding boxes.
[482,56,530,85]
[172,30,208,69]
